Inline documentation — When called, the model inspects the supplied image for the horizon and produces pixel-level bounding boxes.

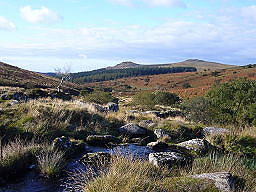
[0,0,256,72]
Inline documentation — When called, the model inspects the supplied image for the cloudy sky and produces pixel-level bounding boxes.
[0,0,256,72]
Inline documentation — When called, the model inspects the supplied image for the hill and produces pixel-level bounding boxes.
[107,59,235,71]
[0,62,80,92]
[87,65,256,99]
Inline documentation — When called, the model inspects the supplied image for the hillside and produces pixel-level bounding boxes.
[87,65,256,99]
[0,62,80,91]
[71,66,197,83]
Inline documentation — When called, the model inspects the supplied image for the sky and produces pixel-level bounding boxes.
[0,0,256,72]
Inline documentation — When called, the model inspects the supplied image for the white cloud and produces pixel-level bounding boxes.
[0,16,15,30]
[110,0,186,7]
[241,5,256,21]
[143,0,186,8]
[20,6,62,24]
[109,0,134,7]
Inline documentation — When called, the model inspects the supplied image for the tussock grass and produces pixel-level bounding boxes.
[37,147,65,178]
[183,152,256,192]
[0,138,40,182]
[66,155,219,192]
[0,98,121,139]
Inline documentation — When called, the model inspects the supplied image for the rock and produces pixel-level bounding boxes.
[128,110,139,113]
[86,135,120,146]
[1,92,28,101]
[106,102,119,112]
[9,100,19,106]
[118,123,148,137]
[80,152,111,165]
[149,151,193,168]
[157,110,184,118]
[147,141,169,151]
[13,92,28,101]
[154,129,170,139]
[177,139,209,156]
[203,127,230,136]
[139,120,156,128]
[52,136,72,150]
[130,136,153,146]
[191,172,235,192]
[50,91,72,101]
[0,93,13,100]
[143,111,160,117]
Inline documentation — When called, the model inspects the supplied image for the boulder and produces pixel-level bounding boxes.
[139,120,156,128]
[118,123,148,137]
[0,93,13,100]
[203,127,230,136]
[149,151,193,168]
[12,92,28,101]
[143,111,160,117]
[147,141,169,151]
[86,135,120,146]
[1,92,28,101]
[157,110,184,118]
[106,102,119,112]
[154,129,170,139]
[129,136,153,146]
[177,139,209,156]
[9,100,19,106]
[191,172,235,192]
[52,136,72,150]
[80,152,111,165]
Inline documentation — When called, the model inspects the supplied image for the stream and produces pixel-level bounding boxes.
[0,144,154,192]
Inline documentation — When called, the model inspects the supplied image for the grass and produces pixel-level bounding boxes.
[0,98,123,140]
[37,147,65,178]
[186,153,256,192]
[0,138,40,182]
[65,152,256,192]
[66,154,220,192]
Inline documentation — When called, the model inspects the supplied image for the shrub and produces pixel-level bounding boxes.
[80,88,94,96]
[133,91,180,109]
[182,82,192,89]
[206,79,256,126]
[83,91,118,105]
[153,91,180,106]
[224,135,256,158]
[181,97,212,124]
[25,88,48,99]
[182,79,256,126]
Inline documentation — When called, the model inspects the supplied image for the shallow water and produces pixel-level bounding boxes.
[0,144,154,192]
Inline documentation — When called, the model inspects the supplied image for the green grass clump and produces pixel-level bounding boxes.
[66,155,220,192]
[0,139,40,182]
[37,148,65,178]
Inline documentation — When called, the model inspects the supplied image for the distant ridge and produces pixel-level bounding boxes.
[107,59,235,71]
[106,61,141,70]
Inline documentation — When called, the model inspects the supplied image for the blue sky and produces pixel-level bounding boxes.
[0,0,256,72]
